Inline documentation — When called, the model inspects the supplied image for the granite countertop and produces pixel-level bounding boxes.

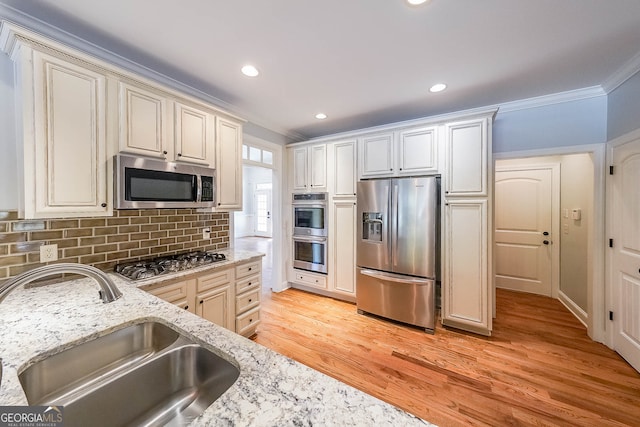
[0,249,432,426]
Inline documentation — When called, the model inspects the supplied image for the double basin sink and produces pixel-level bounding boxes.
[17,321,239,427]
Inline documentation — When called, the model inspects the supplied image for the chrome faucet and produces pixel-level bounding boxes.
[0,263,123,304]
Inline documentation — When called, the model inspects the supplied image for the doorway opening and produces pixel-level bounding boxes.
[494,153,595,328]
[232,137,281,295]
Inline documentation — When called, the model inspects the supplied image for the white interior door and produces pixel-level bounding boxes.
[254,189,272,237]
[495,167,554,296]
[612,138,640,372]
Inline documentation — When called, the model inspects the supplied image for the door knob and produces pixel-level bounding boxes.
[543,240,550,245]
[543,231,549,236]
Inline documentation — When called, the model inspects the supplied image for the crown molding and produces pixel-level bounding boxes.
[0,5,300,141]
[496,86,606,114]
[601,49,640,94]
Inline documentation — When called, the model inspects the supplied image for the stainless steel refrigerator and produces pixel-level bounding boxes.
[356,176,439,332]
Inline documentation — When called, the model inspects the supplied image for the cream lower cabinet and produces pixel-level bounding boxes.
[442,199,491,335]
[146,278,196,313]
[196,268,235,331]
[144,259,261,336]
[235,260,261,337]
[332,200,356,297]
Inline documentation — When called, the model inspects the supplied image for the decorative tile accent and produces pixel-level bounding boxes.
[0,209,230,282]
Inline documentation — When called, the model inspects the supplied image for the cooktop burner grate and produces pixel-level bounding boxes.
[115,251,226,280]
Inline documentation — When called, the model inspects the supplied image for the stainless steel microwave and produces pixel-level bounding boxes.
[115,154,216,209]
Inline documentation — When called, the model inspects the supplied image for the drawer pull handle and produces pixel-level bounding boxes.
[249,318,253,323]
[248,267,252,271]
[248,282,252,286]
[184,305,189,310]
[249,298,252,302]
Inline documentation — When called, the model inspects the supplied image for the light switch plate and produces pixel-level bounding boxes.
[40,244,58,262]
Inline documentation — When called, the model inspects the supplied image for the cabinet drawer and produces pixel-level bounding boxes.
[146,280,189,303]
[197,268,233,293]
[236,274,260,294]
[236,306,260,336]
[294,271,327,289]
[236,288,260,313]
[236,261,261,279]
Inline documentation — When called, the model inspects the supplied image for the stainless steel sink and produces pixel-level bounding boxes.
[19,322,240,427]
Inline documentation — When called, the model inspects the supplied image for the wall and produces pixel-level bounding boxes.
[493,96,607,154]
[0,209,229,281]
[0,53,17,210]
[607,71,640,140]
[559,153,593,311]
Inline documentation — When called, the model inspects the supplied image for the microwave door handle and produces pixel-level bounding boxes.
[196,175,202,202]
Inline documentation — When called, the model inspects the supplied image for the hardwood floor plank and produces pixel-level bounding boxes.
[253,288,640,426]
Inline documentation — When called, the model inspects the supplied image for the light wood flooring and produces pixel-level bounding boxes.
[253,288,640,426]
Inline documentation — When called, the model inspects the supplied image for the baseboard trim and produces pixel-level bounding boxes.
[558,290,588,328]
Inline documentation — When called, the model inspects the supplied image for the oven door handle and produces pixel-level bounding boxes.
[360,269,432,285]
[293,236,327,242]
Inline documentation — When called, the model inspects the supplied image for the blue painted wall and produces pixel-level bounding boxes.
[607,71,640,140]
[493,96,608,154]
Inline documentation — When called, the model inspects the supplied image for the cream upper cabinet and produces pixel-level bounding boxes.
[397,126,438,175]
[290,144,327,191]
[118,82,216,166]
[216,116,243,210]
[331,140,357,198]
[7,45,111,218]
[118,80,170,160]
[174,101,215,165]
[359,127,438,179]
[444,118,489,197]
[358,132,394,178]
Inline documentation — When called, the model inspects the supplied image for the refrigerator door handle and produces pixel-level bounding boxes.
[391,182,399,268]
[360,269,432,285]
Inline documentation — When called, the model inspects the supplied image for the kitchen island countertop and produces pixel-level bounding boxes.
[0,249,432,426]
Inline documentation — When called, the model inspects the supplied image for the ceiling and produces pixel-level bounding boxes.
[2,0,640,141]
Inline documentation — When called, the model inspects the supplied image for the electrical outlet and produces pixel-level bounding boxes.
[40,244,58,262]
[202,228,211,239]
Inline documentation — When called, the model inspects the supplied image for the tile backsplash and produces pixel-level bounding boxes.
[0,209,229,281]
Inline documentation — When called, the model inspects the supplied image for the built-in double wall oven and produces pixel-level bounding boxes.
[292,192,328,274]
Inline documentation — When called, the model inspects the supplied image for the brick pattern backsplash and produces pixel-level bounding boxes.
[0,209,229,281]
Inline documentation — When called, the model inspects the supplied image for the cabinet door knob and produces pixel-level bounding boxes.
[543,240,550,245]
[249,298,252,302]
[184,305,189,310]
[249,318,253,323]
[178,153,182,157]
[248,267,252,271]
[543,231,549,236]
[101,203,107,208]
[163,151,168,155]
[199,300,203,304]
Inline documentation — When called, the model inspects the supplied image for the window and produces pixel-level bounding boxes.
[243,144,274,167]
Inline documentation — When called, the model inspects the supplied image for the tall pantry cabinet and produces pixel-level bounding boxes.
[442,116,493,336]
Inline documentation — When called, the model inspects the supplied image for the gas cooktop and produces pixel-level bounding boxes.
[114,251,226,280]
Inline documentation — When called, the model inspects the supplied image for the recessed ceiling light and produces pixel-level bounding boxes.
[407,0,430,5]
[241,65,259,77]
[315,113,327,120]
[429,83,447,93]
